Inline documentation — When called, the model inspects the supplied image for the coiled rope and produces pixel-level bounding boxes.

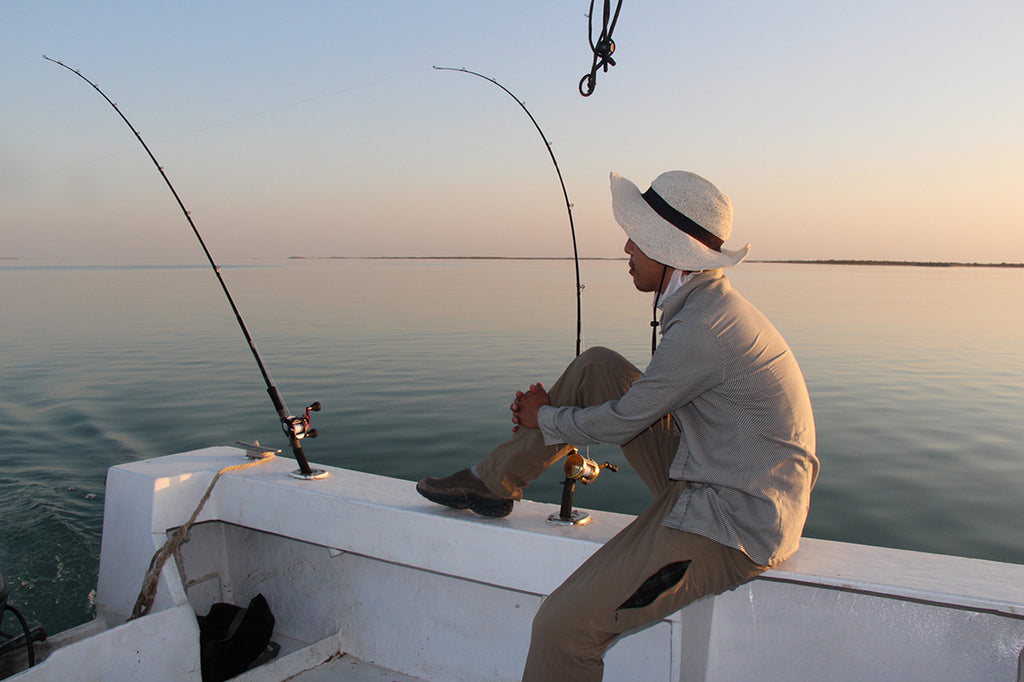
[129,453,276,621]
[579,0,624,96]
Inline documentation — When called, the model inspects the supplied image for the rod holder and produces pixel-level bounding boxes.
[546,448,617,526]
[289,467,330,481]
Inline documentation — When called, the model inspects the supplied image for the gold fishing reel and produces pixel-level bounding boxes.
[548,447,618,526]
[563,450,618,484]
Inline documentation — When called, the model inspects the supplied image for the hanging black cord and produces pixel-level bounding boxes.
[650,265,668,354]
[1,603,37,667]
[44,56,317,475]
[435,66,584,357]
[579,0,624,96]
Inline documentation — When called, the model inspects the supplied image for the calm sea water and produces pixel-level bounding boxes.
[2,258,1022,633]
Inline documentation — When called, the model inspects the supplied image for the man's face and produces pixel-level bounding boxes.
[624,239,669,292]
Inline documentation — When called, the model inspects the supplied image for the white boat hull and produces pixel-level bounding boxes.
[7,447,1024,681]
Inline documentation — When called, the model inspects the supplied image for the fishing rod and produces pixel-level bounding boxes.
[43,56,326,479]
[434,66,583,357]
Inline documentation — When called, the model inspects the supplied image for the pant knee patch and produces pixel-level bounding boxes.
[618,560,691,611]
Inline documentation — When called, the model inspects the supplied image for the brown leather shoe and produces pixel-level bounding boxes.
[416,468,514,518]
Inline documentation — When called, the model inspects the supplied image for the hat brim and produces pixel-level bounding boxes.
[610,172,750,270]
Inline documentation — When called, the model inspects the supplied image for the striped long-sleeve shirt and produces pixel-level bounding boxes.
[538,269,818,566]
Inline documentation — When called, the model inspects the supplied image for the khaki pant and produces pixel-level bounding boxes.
[476,347,768,682]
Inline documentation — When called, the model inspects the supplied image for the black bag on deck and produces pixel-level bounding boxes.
[196,593,275,681]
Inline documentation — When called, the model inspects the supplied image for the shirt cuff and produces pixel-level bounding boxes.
[536,405,567,446]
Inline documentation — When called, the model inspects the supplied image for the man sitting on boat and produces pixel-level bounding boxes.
[417,169,819,681]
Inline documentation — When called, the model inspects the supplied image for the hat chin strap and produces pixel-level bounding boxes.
[649,265,669,354]
[642,187,724,252]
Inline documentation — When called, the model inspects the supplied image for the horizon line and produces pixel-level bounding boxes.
[3,257,1021,269]
[285,256,1024,268]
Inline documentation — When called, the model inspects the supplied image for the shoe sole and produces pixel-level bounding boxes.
[416,482,514,518]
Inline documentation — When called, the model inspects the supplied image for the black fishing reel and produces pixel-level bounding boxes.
[282,401,321,440]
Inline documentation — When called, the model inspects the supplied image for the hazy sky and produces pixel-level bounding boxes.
[2,1,1022,263]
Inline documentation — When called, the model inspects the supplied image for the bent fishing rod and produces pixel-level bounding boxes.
[434,66,583,357]
[44,56,325,479]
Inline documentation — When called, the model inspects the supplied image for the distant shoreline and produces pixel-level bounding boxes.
[755,259,1024,268]
[288,256,1024,268]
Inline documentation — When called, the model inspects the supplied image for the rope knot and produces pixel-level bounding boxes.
[128,454,276,621]
[579,0,623,96]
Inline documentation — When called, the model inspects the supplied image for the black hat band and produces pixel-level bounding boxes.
[641,187,724,252]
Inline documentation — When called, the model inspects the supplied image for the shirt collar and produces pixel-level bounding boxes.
[655,270,700,310]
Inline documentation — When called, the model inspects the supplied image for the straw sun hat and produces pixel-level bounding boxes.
[611,170,750,270]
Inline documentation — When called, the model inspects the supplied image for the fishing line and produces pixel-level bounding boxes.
[43,55,324,479]
[434,66,584,358]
